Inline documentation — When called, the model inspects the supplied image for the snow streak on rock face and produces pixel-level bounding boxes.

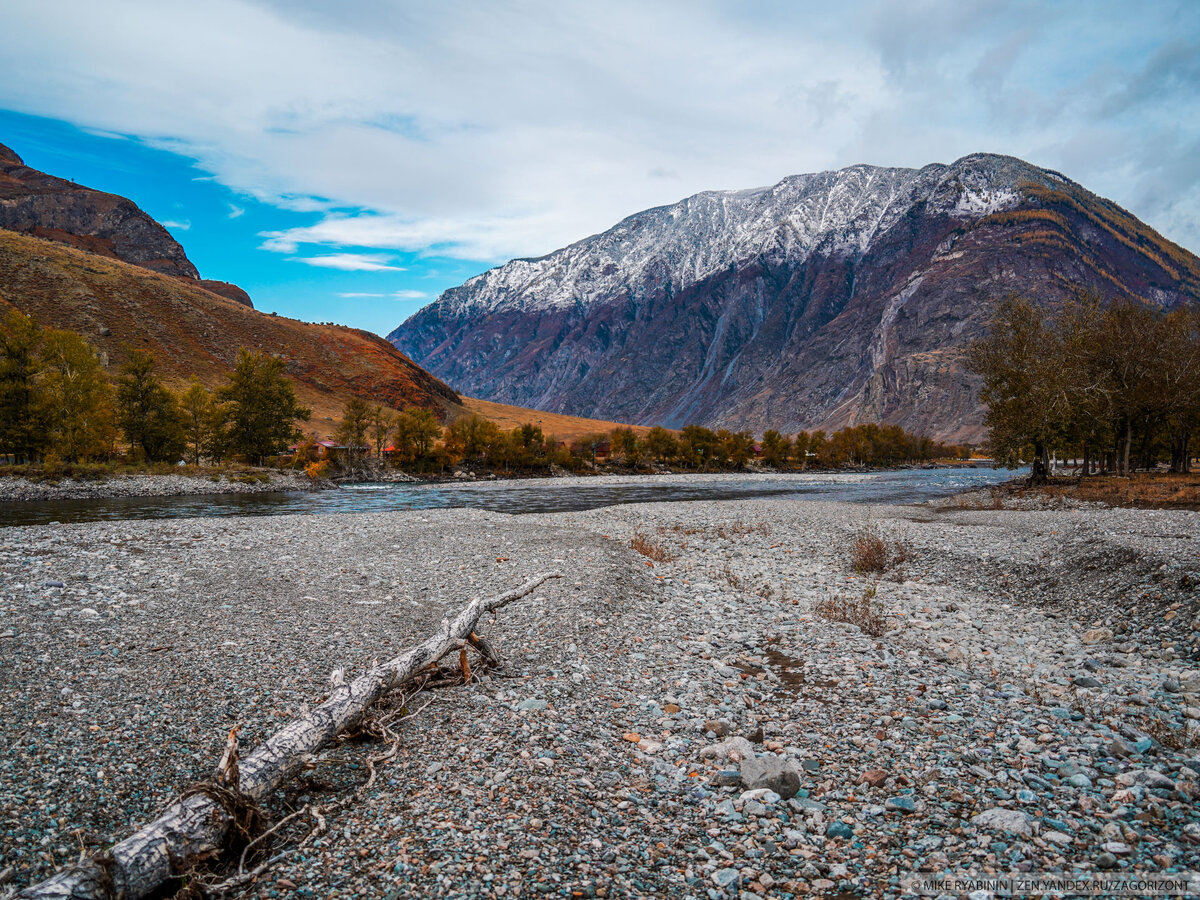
[390,153,1199,443]
[439,155,1032,316]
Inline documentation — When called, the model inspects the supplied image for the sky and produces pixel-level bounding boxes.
[0,0,1197,337]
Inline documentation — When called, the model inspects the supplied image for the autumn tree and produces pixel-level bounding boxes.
[215,349,311,463]
[37,329,117,461]
[610,427,640,464]
[393,407,442,464]
[0,311,47,462]
[968,297,1073,479]
[643,426,678,463]
[444,414,502,464]
[335,397,373,461]
[178,378,215,465]
[679,425,719,470]
[115,351,186,462]
[791,431,811,468]
[717,429,755,468]
[369,404,393,457]
[760,430,791,468]
[1159,308,1200,472]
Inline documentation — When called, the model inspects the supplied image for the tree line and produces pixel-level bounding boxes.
[320,398,968,476]
[1,311,968,475]
[968,295,1200,476]
[0,312,310,465]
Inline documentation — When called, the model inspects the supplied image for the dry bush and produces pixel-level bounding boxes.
[1139,714,1197,751]
[715,521,772,539]
[630,531,676,562]
[850,525,911,574]
[814,584,889,637]
[660,524,700,536]
[720,563,748,591]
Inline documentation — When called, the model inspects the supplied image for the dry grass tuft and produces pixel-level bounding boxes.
[1139,714,1198,751]
[815,584,890,637]
[850,525,911,575]
[630,531,676,562]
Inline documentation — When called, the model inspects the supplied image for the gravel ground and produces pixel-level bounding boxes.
[1,498,1198,898]
[0,471,314,502]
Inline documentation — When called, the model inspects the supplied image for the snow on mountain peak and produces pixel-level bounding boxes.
[432,153,1050,317]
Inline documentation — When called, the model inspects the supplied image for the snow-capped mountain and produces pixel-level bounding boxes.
[390,154,1200,441]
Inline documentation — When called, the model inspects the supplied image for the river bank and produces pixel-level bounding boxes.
[0,469,315,503]
[2,498,1198,897]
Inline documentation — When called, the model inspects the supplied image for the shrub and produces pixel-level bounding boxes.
[305,460,330,481]
[630,531,676,562]
[815,584,889,636]
[850,524,910,574]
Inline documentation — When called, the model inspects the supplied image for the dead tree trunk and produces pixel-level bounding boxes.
[19,571,562,900]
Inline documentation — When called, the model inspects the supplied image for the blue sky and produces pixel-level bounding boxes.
[0,1,1197,337]
[0,110,483,334]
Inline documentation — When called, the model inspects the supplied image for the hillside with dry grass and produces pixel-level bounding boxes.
[460,396,663,442]
[0,229,462,433]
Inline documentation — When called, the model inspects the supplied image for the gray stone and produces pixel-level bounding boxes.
[1109,737,1138,758]
[712,868,739,888]
[971,808,1032,836]
[739,755,802,799]
[700,736,756,762]
[1117,769,1174,790]
[516,698,547,711]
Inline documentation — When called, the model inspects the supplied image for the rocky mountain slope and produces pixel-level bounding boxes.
[0,141,252,305]
[390,154,1200,442]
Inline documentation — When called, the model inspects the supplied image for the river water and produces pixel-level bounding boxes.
[0,467,1023,527]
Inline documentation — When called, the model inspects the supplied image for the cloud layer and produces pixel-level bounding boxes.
[1,0,1196,262]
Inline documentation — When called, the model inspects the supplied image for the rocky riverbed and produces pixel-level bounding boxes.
[0,470,314,502]
[1,499,1198,898]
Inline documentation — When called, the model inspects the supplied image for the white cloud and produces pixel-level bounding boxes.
[337,292,386,298]
[161,219,190,230]
[290,253,405,272]
[227,203,245,218]
[393,289,427,300]
[1,0,1197,258]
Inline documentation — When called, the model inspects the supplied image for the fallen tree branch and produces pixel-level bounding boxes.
[19,571,562,900]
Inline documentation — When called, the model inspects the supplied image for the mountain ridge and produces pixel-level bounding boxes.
[390,153,1200,442]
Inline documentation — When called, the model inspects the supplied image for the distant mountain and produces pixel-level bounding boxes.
[390,153,1200,443]
[0,141,461,430]
[0,141,251,305]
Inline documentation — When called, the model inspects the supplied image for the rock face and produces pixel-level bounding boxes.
[0,142,200,280]
[391,153,1200,442]
[195,279,254,308]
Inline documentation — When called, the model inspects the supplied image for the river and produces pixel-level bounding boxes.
[0,467,1024,527]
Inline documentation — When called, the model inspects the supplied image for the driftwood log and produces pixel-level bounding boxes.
[20,571,562,900]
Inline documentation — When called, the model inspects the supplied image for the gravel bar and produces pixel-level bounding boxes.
[0,471,314,502]
[1,499,1198,898]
